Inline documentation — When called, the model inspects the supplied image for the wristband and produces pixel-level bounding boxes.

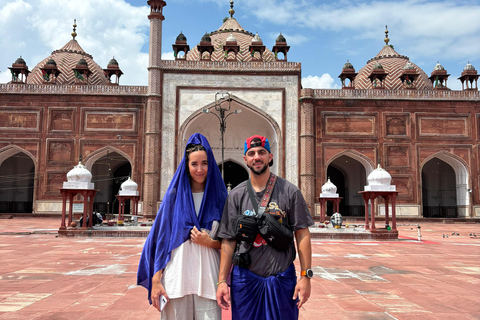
[216,280,227,286]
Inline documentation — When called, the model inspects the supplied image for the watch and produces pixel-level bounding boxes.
[301,269,313,278]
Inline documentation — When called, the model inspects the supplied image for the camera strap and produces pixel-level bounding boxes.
[246,173,277,218]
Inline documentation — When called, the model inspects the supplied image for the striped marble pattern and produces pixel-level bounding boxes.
[355,45,432,90]
[27,40,108,85]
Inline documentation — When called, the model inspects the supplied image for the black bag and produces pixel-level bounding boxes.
[232,215,258,244]
[258,212,294,250]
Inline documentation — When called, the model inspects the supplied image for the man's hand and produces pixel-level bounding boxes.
[216,282,230,310]
[293,276,311,309]
[151,270,168,312]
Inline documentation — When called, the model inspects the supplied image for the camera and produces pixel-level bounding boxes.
[232,252,251,268]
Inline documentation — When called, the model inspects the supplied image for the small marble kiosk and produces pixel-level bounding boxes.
[359,164,398,231]
[59,162,96,230]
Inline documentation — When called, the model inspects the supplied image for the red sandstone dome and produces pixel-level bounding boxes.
[354,27,432,90]
[27,22,108,85]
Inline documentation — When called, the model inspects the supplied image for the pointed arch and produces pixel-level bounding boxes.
[178,94,282,175]
[326,150,374,216]
[84,146,133,173]
[0,145,37,167]
[421,151,470,217]
[327,149,375,175]
[0,145,36,213]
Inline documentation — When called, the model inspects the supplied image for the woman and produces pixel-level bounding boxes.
[137,133,228,319]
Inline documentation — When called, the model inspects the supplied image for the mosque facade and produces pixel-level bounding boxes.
[0,0,479,219]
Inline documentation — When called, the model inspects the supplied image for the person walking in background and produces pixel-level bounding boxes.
[138,133,228,320]
[216,135,314,319]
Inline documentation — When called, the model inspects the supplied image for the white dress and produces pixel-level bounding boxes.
[162,192,220,300]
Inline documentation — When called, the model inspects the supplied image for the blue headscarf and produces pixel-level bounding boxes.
[137,133,227,303]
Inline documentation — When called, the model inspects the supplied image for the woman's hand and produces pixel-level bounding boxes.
[190,226,210,246]
[151,270,168,312]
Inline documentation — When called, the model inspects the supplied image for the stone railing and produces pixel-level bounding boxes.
[301,88,480,100]
[0,84,147,95]
[159,60,302,72]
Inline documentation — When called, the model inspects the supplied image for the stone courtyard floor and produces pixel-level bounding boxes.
[0,216,479,319]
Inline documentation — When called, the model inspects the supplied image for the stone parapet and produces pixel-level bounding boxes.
[0,84,147,95]
[160,60,301,73]
[302,88,480,100]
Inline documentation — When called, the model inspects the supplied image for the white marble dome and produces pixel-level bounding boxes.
[320,178,339,198]
[119,177,139,196]
[365,164,396,191]
[67,162,92,182]
[63,162,94,189]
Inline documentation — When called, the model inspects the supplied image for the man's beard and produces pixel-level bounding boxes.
[247,161,269,175]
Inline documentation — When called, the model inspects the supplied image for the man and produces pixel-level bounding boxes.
[216,135,314,319]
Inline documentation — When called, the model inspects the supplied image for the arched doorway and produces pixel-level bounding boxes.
[0,152,34,213]
[327,155,368,216]
[91,152,131,215]
[178,95,281,195]
[422,158,457,218]
[220,160,249,190]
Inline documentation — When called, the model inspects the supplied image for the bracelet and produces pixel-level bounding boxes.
[216,280,227,286]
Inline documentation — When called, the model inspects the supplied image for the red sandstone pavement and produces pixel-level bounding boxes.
[0,217,479,319]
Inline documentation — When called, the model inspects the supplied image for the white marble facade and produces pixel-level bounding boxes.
[160,72,299,197]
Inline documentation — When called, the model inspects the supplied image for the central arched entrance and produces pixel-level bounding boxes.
[179,95,281,189]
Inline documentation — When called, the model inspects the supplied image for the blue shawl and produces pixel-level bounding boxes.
[137,133,228,303]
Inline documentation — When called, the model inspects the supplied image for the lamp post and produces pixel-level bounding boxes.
[203,92,241,181]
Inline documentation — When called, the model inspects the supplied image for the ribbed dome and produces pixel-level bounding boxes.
[364,164,396,191]
[176,32,187,42]
[403,62,415,70]
[201,32,211,42]
[15,57,26,65]
[433,62,445,71]
[355,44,431,90]
[66,162,92,183]
[187,17,275,62]
[63,161,94,190]
[276,33,287,43]
[320,178,339,198]
[226,33,237,42]
[108,58,119,66]
[119,177,139,196]
[27,38,108,85]
[464,62,475,71]
[343,61,354,69]
[252,32,262,44]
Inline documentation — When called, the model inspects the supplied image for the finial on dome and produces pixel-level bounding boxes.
[384,25,389,45]
[71,19,77,40]
[229,0,235,18]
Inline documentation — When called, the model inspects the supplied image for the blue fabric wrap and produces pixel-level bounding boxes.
[231,264,299,320]
[136,133,228,303]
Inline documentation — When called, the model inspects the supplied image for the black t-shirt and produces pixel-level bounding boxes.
[218,176,314,277]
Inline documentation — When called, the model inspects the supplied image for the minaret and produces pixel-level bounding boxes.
[144,0,166,218]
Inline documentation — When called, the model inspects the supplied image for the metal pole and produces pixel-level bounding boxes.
[220,109,225,180]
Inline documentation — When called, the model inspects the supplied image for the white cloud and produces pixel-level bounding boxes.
[0,0,149,85]
[162,52,175,60]
[302,74,339,89]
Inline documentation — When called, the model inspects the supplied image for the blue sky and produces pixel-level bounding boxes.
[1,0,479,90]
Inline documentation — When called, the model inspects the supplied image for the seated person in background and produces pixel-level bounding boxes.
[93,210,103,225]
